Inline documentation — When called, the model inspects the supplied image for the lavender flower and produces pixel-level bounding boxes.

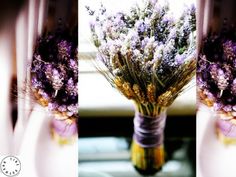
[31,25,78,118]
[223,40,236,60]
[57,40,72,60]
[216,69,229,91]
[231,79,236,95]
[87,0,196,116]
[197,25,236,116]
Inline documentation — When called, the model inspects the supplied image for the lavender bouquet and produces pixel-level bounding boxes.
[197,25,236,144]
[31,25,78,145]
[87,0,196,174]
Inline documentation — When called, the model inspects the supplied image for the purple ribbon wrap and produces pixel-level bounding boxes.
[133,111,166,148]
[216,119,236,138]
[51,119,77,138]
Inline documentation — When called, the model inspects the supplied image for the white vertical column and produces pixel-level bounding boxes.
[14,0,44,154]
[24,0,39,120]
[202,0,213,36]
[14,3,29,154]
[0,22,14,154]
[38,0,47,35]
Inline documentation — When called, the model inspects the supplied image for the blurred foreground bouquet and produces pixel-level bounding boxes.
[197,24,236,145]
[31,25,78,145]
[88,0,196,175]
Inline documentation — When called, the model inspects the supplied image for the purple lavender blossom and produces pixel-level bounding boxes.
[31,76,42,89]
[197,27,236,115]
[87,0,196,111]
[223,40,236,60]
[223,105,232,112]
[58,105,67,112]
[48,102,58,111]
[175,54,185,64]
[233,105,236,111]
[135,20,150,34]
[231,79,236,95]
[31,25,78,118]
[214,102,223,111]
[57,40,72,60]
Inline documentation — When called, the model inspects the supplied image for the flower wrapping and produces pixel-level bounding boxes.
[87,0,196,174]
[51,118,77,145]
[133,109,166,148]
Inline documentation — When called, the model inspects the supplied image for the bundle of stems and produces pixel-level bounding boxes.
[88,0,196,116]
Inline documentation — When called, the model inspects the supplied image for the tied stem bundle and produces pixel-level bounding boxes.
[87,0,196,174]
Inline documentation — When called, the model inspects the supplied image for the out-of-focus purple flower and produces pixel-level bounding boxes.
[41,92,50,100]
[51,69,64,92]
[209,64,219,81]
[197,55,208,72]
[223,40,236,60]
[58,40,72,60]
[31,76,42,89]
[216,69,229,91]
[66,78,77,96]
[233,105,236,111]
[67,104,78,114]
[58,105,67,112]
[231,79,236,95]
[48,102,58,111]
[223,105,232,112]
[31,26,78,118]
[214,102,223,111]
[197,26,236,115]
